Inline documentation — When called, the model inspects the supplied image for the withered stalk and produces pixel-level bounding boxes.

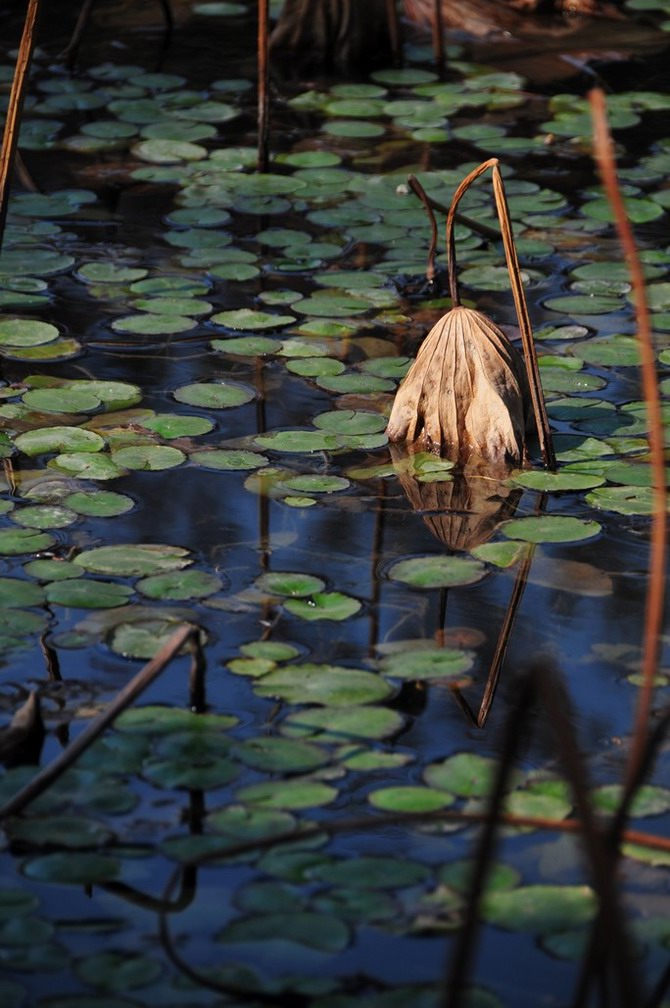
[0,0,41,248]
[407,173,438,283]
[445,158,556,469]
[257,0,270,172]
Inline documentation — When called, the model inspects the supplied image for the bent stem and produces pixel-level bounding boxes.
[408,174,438,284]
[445,157,556,469]
[588,90,667,792]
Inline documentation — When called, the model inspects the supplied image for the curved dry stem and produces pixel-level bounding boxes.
[408,173,438,283]
[588,90,667,792]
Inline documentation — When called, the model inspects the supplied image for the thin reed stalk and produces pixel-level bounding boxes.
[588,89,667,791]
[0,0,40,248]
[385,0,402,65]
[408,173,438,283]
[432,0,444,75]
[257,0,270,172]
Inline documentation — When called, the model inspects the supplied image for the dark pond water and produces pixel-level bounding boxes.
[0,2,669,1006]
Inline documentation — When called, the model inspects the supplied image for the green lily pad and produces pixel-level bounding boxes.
[111,313,196,335]
[235,778,338,809]
[508,470,605,492]
[191,449,268,470]
[218,911,349,953]
[23,558,82,581]
[109,619,198,659]
[63,491,134,517]
[585,485,659,514]
[471,541,528,568]
[49,453,126,480]
[255,571,326,597]
[367,786,454,812]
[0,319,59,346]
[282,474,349,493]
[7,814,114,849]
[542,294,622,315]
[110,445,185,470]
[481,885,597,934]
[284,592,361,621]
[74,544,191,576]
[254,430,339,453]
[173,381,254,408]
[22,387,101,413]
[46,579,134,609]
[0,577,45,607]
[137,569,222,600]
[14,426,105,457]
[380,648,473,681]
[212,308,295,329]
[211,336,280,355]
[311,855,428,889]
[11,504,78,529]
[74,950,162,992]
[501,516,601,543]
[280,705,404,742]
[233,737,329,774]
[77,262,148,284]
[387,555,486,589]
[313,410,387,435]
[0,528,55,554]
[22,853,120,885]
[424,753,497,797]
[254,663,392,706]
[591,784,670,817]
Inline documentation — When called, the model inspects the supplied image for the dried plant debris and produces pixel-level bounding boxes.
[387,306,530,464]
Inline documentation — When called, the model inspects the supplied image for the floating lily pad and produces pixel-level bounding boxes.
[0,577,45,608]
[110,445,185,470]
[22,853,120,885]
[49,453,126,480]
[311,855,428,889]
[111,313,196,335]
[424,753,497,797]
[0,528,55,554]
[255,571,326,597]
[211,336,280,355]
[501,516,601,543]
[233,737,329,773]
[281,705,404,742]
[191,449,268,470]
[284,592,361,621]
[74,544,191,576]
[109,619,197,659]
[585,485,658,515]
[381,648,473,681]
[77,262,148,284]
[22,387,101,413]
[282,474,349,494]
[313,410,387,435]
[367,786,454,812]
[387,555,486,589]
[212,308,295,329]
[470,541,528,568]
[508,470,604,492]
[543,294,622,315]
[11,504,78,529]
[46,579,134,609]
[14,426,105,457]
[254,430,339,453]
[219,911,349,953]
[173,381,254,408]
[235,778,338,809]
[0,319,59,347]
[481,885,597,934]
[255,663,392,706]
[137,569,222,600]
[74,950,162,992]
[24,558,82,581]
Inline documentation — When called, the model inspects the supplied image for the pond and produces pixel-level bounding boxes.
[0,1,669,1006]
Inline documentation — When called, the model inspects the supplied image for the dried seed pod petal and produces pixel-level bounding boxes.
[386,305,529,464]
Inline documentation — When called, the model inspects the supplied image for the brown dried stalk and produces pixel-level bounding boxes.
[257,0,270,172]
[588,89,667,791]
[446,158,555,469]
[388,158,556,468]
[0,0,41,248]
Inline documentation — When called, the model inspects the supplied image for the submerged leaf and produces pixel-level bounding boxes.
[386,306,528,463]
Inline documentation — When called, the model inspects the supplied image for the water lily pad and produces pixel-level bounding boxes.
[49,453,126,480]
[137,569,222,600]
[501,516,601,543]
[311,855,428,889]
[0,577,45,607]
[211,336,280,355]
[367,786,454,812]
[313,410,387,435]
[387,555,486,589]
[284,592,361,621]
[508,470,604,492]
[11,504,78,529]
[14,426,105,457]
[542,295,622,315]
[481,885,597,934]
[424,753,497,797]
[470,541,528,568]
[74,950,162,992]
[585,485,658,515]
[255,663,392,706]
[0,528,55,554]
[282,474,349,494]
[233,737,329,773]
[22,853,120,885]
[255,571,326,597]
[109,619,197,659]
[74,544,191,576]
[24,558,82,581]
[22,387,101,413]
[110,445,185,470]
[281,705,404,742]
[77,262,148,284]
[254,430,339,453]
[111,313,196,335]
[7,814,114,849]
[219,911,349,952]
[191,449,268,470]
[212,308,296,330]
[46,579,134,609]
[173,381,254,408]
[0,319,59,346]
[381,648,473,681]
[236,778,337,809]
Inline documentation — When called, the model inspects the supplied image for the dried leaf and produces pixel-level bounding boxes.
[386,305,529,464]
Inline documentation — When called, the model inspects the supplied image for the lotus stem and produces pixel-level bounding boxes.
[407,174,438,284]
[588,89,667,792]
[0,0,40,249]
[385,0,401,65]
[257,0,270,172]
